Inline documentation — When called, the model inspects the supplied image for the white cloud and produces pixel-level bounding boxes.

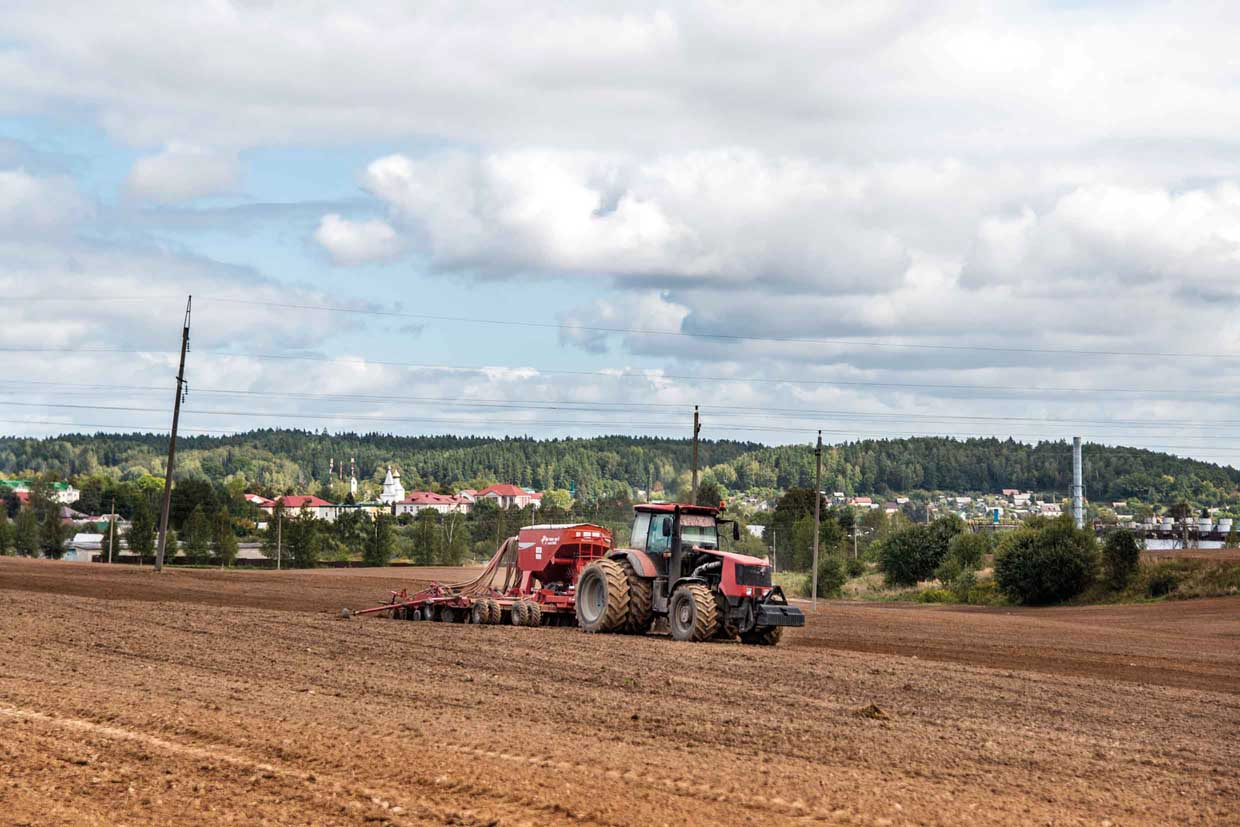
[354,149,914,290]
[2,2,1240,157]
[125,143,238,203]
[313,213,406,265]
[0,168,89,235]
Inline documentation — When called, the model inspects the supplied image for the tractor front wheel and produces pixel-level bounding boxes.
[575,559,630,633]
[669,583,719,642]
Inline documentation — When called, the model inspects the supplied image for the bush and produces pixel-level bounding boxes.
[917,588,953,603]
[878,516,962,587]
[947,531,990,570]
[994,519,1099,604]
[963,578,1003,605]
[1102,530,1142,589]
[810,554,847,598]
[946,568,978,602]
[1145,565,1180,597]
[846,557,866,578]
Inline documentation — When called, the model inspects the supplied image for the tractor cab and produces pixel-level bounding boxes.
[630,503,732,555]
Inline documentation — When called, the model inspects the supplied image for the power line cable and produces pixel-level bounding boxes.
[6,346,1240,400]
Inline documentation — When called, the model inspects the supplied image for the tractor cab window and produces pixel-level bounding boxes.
[647,515,673,554]
[630,511,651,551]
[680,521,719,549]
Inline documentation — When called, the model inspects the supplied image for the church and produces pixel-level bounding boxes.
[379,466,406,504]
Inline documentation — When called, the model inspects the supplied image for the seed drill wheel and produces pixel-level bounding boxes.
[740,625,783,646]
[616,558,653,634]
[441,607,458,623]
[511,600,529,626]
[421,605,434,621]
[668,583,719,642]
[485,598,501,624]
[471,602,488,624]
[575,559,630,633]
[526,602,542,627]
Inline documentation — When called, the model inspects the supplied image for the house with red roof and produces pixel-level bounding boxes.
[244,493,275,511]
[395,491,472,516]
[477,484,542,510]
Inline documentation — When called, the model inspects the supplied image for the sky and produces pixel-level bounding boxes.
[3,1,1240,467]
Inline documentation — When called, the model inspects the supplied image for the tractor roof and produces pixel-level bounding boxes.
[634,502,721,516]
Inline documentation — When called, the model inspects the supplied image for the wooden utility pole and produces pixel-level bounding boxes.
[108,497,116,564]
[155,296,191,573]
[690,406,701,505]
[277,509,283,571]
[812,430,822,611]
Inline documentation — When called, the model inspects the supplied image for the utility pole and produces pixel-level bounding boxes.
[852,522,858,560]
[812,430,822,611]
[690,405,701,505]
[1072,436,1084,529]
[770,527,776,573]
[108,497,116,564]
[155,296,191,573]
[276,509,283,571]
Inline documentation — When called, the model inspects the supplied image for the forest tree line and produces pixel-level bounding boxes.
[2,430,1237,508]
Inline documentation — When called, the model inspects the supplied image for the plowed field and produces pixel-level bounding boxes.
[1,558,1237,826]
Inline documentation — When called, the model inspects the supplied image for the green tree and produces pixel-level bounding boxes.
[14,508,39,555]
[212,507,239,567]
[98,519,118,561]
[994,517,1099,604]
[261,502,286,563]
[541,488,573,512]
[413,508,439,565]
[183,505,212,564]
[810,553,846,598]
[285,510,321,568]
[40,509,67,559]
[1101,529,1142,590]
[126,498,155,559]
[695,479,724,508]
[0,509,12,555]
[163,526,178,559]
[364,515,395,567]
[169,479,217,531]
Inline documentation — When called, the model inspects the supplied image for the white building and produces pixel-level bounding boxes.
[395,491,472,516]
[379,467,406,505]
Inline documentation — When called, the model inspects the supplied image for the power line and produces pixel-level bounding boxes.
[7,346,1240,400]
[6,379,1240,433]
[6,294,1239,361]
[194,296,1240,361]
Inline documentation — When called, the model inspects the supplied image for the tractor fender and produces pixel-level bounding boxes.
[668,576,709,596]
[607,548,657,578]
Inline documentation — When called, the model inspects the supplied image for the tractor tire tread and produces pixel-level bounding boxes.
[670,583,719,642]
[617,558,653,634]
[577,558,630,633]
[526,602,542,627]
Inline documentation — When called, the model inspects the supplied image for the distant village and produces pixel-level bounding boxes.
[4,463,1234,560]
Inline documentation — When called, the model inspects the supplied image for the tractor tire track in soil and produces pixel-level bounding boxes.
[0,558,1237,825]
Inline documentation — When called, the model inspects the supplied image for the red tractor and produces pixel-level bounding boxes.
[575,503,803,645]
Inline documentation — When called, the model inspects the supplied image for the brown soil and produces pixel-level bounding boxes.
[1,557,1237,826]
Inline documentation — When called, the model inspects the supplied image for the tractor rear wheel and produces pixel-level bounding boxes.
[617,558,653,634]
[575,559,630,633]
[740,625,783,646]
[526,602,542,627]
[668,583,719,642]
